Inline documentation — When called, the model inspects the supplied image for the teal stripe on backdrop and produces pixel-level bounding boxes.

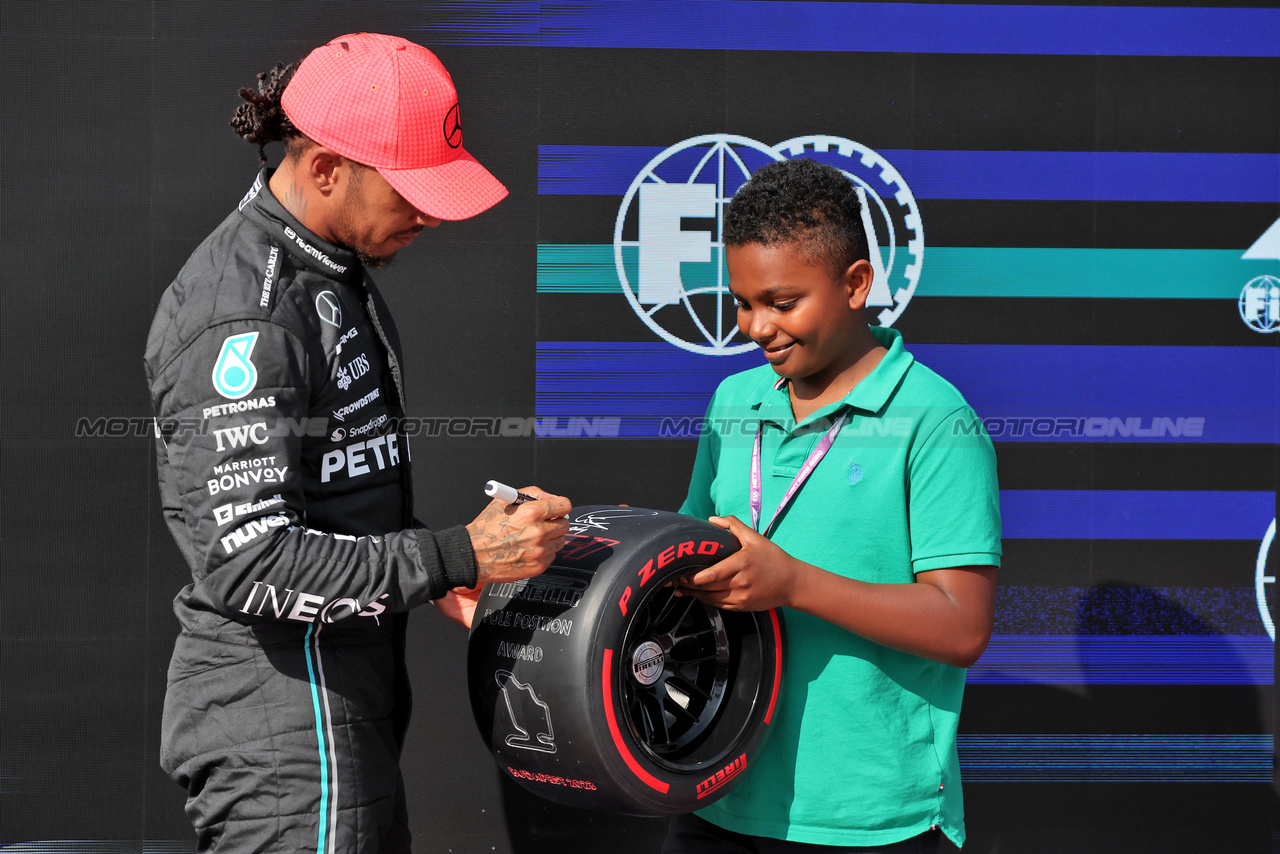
[538,244,629,293]
[537,244,1277,298]
[923,248,1278,298]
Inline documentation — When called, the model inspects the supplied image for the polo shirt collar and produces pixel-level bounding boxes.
[845,326,913,413]
[753,326,914,426]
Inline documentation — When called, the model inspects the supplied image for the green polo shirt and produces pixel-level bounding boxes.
[680,326,1001,848]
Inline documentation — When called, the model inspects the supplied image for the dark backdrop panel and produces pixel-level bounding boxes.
[0,3,547,850]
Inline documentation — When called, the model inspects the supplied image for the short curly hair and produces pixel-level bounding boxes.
[723,158,867,277]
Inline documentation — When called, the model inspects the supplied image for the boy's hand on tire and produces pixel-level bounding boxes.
[675,515,803,611]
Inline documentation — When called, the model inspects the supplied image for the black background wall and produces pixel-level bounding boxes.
[2,2,1276,852]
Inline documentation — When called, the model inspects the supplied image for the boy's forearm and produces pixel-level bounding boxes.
[786,561,997,668]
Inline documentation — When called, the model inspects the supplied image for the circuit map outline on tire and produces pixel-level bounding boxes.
[467,506,784,815]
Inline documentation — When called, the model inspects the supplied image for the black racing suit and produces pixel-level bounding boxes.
[145,170,477,853]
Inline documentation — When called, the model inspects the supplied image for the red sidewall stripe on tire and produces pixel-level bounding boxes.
[765,609,782,725]
[602,648,670,794]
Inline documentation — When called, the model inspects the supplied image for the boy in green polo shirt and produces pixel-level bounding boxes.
[670,158,1001,853]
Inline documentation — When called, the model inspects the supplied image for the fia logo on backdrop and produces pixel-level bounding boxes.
[1240,219,1280,333]
[1239,276,1280,333]
[612,135,923,356]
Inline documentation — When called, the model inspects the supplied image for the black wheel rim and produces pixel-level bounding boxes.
[620,585,731,765]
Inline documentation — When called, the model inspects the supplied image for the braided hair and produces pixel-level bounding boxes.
[723,158,869,278]
[230,62,302,164]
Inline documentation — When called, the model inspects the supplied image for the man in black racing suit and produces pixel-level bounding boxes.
[144,34,570,853]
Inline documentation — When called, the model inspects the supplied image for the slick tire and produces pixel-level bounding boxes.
[467,506,784,815]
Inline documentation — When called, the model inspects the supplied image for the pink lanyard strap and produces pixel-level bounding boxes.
[750,409,848,536]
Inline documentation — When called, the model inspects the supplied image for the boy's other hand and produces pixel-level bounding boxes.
[674,515,804,611]
[467,487,572,585]
[434,584,483,629]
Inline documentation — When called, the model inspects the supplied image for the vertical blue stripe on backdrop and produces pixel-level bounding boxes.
[417,3,1280,57]
[539,146,1280,203]
[971,636,1273,686]
[954,734,1273,782]
[998,491,1274,541]
[535,342,1279,443]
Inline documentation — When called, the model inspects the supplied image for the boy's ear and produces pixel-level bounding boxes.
[844,259,876,311]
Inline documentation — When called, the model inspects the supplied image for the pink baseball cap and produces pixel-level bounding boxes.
[281,33,508,221]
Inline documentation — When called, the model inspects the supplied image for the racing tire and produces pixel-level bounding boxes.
[467,505,784,815]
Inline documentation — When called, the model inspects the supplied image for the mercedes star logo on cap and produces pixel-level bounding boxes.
[443,103,463,149]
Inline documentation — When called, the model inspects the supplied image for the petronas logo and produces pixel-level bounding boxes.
[211,332,260,399]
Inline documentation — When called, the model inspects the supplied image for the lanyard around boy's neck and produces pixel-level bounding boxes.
[749,379,849,537]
